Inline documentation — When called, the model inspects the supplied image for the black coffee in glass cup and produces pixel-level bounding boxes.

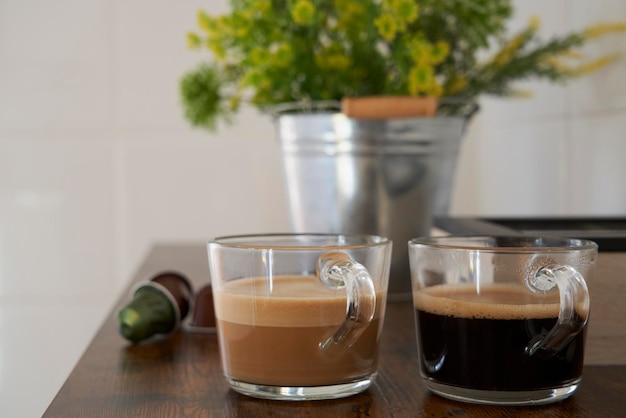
[408,236,597,405]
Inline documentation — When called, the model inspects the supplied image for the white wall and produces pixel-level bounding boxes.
[0,0,625,416]
[453,1,626,216]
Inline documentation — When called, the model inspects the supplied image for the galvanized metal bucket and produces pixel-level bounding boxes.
[272,101,476,299]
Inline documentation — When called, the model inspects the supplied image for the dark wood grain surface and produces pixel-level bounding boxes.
[44,243,626,417]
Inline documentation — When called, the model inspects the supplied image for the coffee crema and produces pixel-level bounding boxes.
[414,283,565,320]
[413,283,586,391]
[214,275,385,387]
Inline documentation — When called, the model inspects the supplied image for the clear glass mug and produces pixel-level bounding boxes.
[208,233,392,400]
[408,236,597,405]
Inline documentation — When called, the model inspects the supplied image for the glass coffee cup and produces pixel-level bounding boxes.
[208,233,392,400]
[408,236,597,405]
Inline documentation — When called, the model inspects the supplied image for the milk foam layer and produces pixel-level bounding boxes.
[215,275,382,327]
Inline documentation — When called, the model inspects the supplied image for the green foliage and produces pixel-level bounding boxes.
[180,63,239,131]
[180,0,625,130]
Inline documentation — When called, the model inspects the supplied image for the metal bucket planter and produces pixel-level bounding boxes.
[272,102,476,299]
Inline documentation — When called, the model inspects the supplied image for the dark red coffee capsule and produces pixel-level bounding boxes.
[184,284,216,333]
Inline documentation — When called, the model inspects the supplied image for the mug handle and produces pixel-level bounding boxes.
[525,264,590,357]
[316,251,376,351]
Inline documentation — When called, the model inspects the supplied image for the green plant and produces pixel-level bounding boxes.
[181,0,625,130]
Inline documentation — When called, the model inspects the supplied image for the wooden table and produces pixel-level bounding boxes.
[44,243,626,417]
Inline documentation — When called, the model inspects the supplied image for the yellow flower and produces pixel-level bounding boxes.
[560,50,583,60]
[206,39,226,60]
[375,14,397,41]
[252,0,270,14]
[197,10,212,32]
[428,82,443,97]
[430,41,450,65]
[316,54,351,70]
[186,33,201,49]
[409,38,448,66]
[316,43,351,70]
[573,54,620,75]
[583,23,626,39]
[408,38,431,63]
[229,95,241,112]
[490,17,542,68]
[242,69,264,88]
[528,15,540,32]
[334,0,364,16]
[509,89,534,98]
[493,33,526,67]
[390,0,419,25]
[545,56,572,73]
[545,53,619,76]
[291,0,315,26]
[445,75,468,95]
[235,27,249,38]
[408,65,435,95]
[250,49,270,66]
[273,44,293,67]
[334,1,366,30]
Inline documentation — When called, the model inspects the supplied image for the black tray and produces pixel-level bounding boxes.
[435,217,626,252]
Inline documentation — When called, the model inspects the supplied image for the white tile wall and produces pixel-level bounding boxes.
[114,0,206,131]
[120,128,289,280]
[453,118,568,215]
[0,303,110,418]
[0,0,113,131]
[452,0,626,216]
[0,137,117,299]
[568,113,626,215]
[0,1,625,416]
[567,1,626,117]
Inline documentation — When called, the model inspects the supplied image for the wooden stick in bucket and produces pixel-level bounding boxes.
[341,96,438,119]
